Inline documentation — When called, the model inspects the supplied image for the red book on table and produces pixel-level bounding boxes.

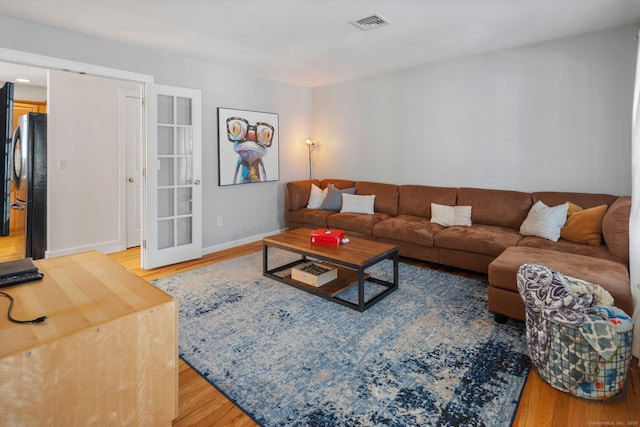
[310,229,344,246]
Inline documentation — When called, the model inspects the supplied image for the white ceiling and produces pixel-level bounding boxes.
[1,0,640,88]
[0,63,47,88]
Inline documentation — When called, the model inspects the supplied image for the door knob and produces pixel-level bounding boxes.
[128,177,135,183]
[193,179,201,185]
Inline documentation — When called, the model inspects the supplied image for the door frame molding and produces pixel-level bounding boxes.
[0,48,153,84]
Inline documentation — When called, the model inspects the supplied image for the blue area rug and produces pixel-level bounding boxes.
[153,249,531,426]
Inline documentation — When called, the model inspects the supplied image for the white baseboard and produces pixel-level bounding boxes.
[202,228,287,256]
[43,229,287,260]
[45,240,124,259]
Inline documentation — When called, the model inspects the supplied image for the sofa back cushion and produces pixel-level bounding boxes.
[320,179,355,190]
[398,185,458,217]
[532,192,618,209]
[457,187,532,229]
[355,181,399,216]
[286,180,321,211]
[602,196,631,266]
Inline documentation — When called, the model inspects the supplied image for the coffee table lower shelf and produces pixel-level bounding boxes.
[283,264,367,297]
[264,257,397,312]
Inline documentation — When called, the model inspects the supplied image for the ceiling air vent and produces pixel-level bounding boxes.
[350,14,390,31]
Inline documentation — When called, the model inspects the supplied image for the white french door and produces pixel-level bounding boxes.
[142,83,202,269]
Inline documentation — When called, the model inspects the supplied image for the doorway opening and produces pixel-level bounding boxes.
[0,57,148,262]
[0,63,47,262]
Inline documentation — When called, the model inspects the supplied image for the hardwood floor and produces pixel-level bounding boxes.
[0,229,25,262]
[105,244,637,426]
[109,244,262,427]
[1,236,637,426]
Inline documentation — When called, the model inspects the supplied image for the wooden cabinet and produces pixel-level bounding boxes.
[12,99,47,130]
[0,251,178,426]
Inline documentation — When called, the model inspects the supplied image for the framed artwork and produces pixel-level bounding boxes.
[217,107,279,186]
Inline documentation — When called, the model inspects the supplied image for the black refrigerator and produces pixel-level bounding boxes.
[0,82,13,236]
[12,112,47,259]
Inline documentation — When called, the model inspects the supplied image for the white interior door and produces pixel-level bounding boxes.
[142,83,202,269]
[123,90,142,248]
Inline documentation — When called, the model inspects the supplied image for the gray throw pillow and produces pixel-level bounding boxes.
[320,185,356,211]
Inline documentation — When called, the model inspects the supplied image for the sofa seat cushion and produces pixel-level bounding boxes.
[434,224,523,257]
[373,215,445,247]
[489,246,632,316]
[288,209,335,228]
[516,237,617,262]
[327,212,391,236]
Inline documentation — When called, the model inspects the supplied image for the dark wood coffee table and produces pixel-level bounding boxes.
[263,228,398,312]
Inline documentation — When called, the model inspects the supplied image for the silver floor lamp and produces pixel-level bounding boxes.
[305,138,316,179]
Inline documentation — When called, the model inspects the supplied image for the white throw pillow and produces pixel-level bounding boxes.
[340,193,375,214]
[306,184,327,209]
[519,200,569,242]
[430,203,472,227]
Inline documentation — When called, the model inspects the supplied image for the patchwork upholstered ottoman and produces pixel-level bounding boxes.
[488,246,632,322]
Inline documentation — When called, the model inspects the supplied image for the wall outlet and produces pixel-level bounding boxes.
[217,216,223,226]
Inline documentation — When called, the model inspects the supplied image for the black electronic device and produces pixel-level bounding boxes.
[0,257,43,288]
[0,257,47,323]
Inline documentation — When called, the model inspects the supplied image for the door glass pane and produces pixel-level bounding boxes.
[158,158,174,186]
[176,97,192,125]
[177,188,192,215]
[177,157,192,185]
[158,95,174,124]
[177,217,192,246]
[158,189,174,218]
[158,219,174,249]
[176,127,192,155]
[158,126,174,155]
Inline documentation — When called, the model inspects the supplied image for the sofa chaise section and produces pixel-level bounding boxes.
[487,195,632,321]
[488,246,632,322]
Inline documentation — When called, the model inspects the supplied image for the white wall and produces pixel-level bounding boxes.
[0,13,635,258]
[13,84,46,102]
[0,14,313,255]
[313,24,638,195]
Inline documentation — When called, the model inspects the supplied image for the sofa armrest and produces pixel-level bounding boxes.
[602,196,630,266]
[286,180,320,212]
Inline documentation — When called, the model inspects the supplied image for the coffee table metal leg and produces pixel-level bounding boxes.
[358,266,365,312]
[263,244,268,274]
[394,251,399,287]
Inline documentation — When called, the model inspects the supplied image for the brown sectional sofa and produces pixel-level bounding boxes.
[285,179,633,321]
